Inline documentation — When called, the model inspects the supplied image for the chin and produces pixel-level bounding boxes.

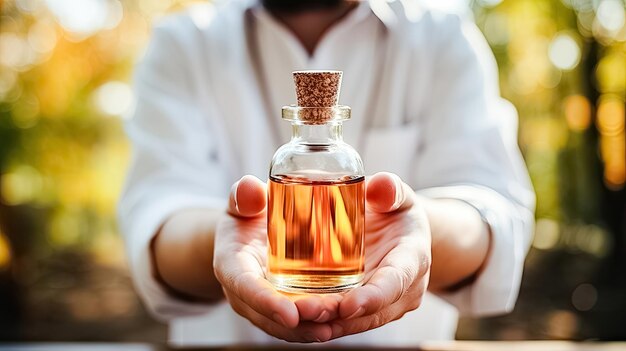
[262,0,345,12]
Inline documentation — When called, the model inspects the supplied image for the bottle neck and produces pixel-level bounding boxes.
[291,122,343,144]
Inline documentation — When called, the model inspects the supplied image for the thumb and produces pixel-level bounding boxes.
[366,172,414,213]
[228,175,267,217]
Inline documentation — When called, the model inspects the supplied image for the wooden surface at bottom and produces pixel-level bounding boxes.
[0,341,625,351]
[419,341,626,351]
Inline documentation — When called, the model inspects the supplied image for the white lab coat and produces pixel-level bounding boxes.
[118,0,535,347]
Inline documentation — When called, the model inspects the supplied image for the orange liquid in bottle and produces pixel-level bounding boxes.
[267,174,365,293]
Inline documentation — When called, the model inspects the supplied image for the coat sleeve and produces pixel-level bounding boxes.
[117,15,229,322]
[412,12,536,316]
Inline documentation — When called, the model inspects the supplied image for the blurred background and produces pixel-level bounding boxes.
[0,0,624,344]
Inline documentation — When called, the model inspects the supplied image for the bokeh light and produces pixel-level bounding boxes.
[548,33,581,70]
[546,310,578,339]
[0,231,12,271]
[595,51,626,94]
[0,69,18,99]
[572,283,598,311]
[597,97,626,136]
[27,19,58,54]
[595,0,625,32]
[532,218,560,250]
[93,81,134,118]
[483,12,509,46]
[563,95,591,132]
[597,95,626,190]
[45,0,124,40]
[1,165,44,205]
[0,33,32,70]
[562,0,594,12]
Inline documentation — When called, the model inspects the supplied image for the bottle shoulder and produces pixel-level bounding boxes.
[271,141,362,159]
[270,141,364,178]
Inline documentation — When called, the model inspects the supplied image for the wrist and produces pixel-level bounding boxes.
[420,196,491,292]
[152,208,223,301]
[417,195,443,252]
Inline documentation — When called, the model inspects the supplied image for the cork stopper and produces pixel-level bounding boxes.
[290,70,343,124]
[293,71,342,107]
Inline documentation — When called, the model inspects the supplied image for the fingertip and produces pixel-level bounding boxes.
[269,290,299,328]
[338,285,385,320]
[294,295,341,322]
[294,297,323,321]
[283,303,300,328]
[267,293,299,328]
[314,324,333,342]
[244,277,300,329]
[299,322,333,342]
[366,172,403,213]
[274,306,299,329]
[338,290,366,320]
[235,175,267,217]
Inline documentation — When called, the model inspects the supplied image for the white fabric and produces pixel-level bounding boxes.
[118,0,535,347]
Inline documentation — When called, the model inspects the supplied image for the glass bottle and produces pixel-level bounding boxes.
[267,71,365,293]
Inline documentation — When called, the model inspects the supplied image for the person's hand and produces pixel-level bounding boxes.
[213,172,431,342]
[213,175,341,342]
[329,172,431,339]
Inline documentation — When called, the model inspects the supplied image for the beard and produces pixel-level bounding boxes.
[261,0,344,13]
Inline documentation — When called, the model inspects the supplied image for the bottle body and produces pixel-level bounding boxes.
[268,121,365,293]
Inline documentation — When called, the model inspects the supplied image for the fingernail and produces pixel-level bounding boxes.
[313,310,329,323]
[272,313,287,327]
[304,333,322,343]
[391,175,404,210]
[345,306,365,320]
[232,181,240,213]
